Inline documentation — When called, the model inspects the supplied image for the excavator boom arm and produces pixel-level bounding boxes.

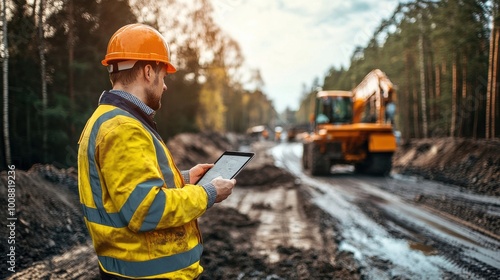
[351,69,395,124]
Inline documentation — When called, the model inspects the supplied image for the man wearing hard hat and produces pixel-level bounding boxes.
[78,23,236,280]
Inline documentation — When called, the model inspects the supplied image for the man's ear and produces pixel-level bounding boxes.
[143,64,153,82]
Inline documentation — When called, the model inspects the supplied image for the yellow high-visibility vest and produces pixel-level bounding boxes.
[78,98,208,279]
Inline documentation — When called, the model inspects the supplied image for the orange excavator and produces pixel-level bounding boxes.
[302,69,397,175]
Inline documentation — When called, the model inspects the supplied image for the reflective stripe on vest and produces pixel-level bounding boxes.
[98,243,203,277]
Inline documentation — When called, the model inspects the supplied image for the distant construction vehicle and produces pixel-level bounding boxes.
[302,69,397,175]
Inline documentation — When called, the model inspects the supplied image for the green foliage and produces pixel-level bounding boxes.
[196,67,227,132]
[1,0,277,169]
[299,0,495,140]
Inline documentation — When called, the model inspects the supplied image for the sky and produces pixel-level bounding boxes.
[210,0,400,113]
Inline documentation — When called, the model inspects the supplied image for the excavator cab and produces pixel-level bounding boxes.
[315,91,353,125]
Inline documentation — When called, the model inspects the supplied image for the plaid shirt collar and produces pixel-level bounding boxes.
[109,90,155,117]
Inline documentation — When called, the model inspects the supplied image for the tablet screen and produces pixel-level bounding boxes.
[195,151,255,185]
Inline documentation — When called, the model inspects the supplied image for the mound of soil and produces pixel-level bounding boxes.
[0,164,89,278]
[393,138,500,196]
[166,131,241,170]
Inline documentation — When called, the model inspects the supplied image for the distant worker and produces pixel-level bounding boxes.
[274,126,283,142]
[262,128,269,140]
[385,101,396,125]
[77,23,236,279]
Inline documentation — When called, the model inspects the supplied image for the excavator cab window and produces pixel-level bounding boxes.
[316,96,352,125]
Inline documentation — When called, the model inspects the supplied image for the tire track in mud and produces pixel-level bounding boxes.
[272,141,500,280]
[225,185,325,263]
[354,196,500,280]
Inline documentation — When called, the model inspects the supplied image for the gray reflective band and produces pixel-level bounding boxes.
[139,186,166,231]
[81,178,166,230]
[152,137,176,188]
[121,178,166,231]
[81,204,126,228]
[98,243,203,277]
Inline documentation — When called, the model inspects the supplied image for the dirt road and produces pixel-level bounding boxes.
[200,139,499,279]
[268,141,500,279]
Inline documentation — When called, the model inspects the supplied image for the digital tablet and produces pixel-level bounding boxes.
[195,151,255,185]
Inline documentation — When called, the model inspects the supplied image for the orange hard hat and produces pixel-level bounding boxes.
[101,23,177,73]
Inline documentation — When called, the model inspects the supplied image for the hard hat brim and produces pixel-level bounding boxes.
[166,63,177,74]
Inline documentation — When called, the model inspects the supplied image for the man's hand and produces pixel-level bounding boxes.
[211,177,236,203]
[189,163,214,184]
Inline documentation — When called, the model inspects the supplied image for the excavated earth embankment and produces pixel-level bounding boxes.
[393,137,499,196]
[393,137,500,237]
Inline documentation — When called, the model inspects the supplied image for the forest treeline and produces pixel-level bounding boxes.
[2,0,499,170]
[0,0,276,169]
[297,0,500,141]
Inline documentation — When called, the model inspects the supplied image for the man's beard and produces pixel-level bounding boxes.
[145,89,161,111]
[144,77,162,111]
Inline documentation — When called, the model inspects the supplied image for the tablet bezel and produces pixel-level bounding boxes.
[195,151,255,185]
